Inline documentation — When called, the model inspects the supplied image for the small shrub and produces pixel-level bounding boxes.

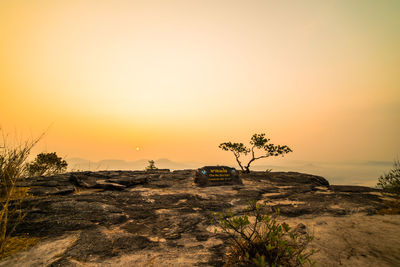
[27,152,67,177]
[145,160,157,171]
[377,159,400,196]
[212,201,315,267]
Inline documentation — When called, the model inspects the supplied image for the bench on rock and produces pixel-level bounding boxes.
[195,166,242,186]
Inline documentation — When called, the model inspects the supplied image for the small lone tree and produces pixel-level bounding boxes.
[27,152,68,177]
[145,160,157,171]
[219,133,292,173]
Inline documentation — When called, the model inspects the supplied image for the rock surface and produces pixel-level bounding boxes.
[2,170,399,266]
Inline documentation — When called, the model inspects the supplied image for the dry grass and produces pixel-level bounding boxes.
[0,187,31,202]
[0,131,43,258]
[0,234,41,260]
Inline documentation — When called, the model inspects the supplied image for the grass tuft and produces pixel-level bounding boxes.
[0,131,43,258]
[0,234,41,260]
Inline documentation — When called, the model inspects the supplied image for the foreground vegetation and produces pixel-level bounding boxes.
[0,135,41,258]
[377,159,400,196]
[0,132,68,259]
[213,201,315,266]
[377,159,400,214]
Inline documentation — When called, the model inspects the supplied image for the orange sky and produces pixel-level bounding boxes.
[1,0,399,165]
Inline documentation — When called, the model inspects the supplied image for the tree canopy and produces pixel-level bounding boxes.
[27,152,68,177]
[219,133,292,173]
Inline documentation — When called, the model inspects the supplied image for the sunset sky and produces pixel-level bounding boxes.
[1,0,399,166]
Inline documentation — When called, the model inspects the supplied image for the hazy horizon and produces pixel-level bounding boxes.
[1,1,399,186]
[64,156,395,187]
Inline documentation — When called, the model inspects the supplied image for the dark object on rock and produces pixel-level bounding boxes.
[195,166,242,186]
[330,185,380,193]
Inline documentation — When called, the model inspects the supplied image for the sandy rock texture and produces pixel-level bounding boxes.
[1,170,399,266]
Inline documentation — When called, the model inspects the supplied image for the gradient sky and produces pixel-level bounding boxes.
[1,0,399,165]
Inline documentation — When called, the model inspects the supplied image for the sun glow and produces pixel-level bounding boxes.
[0,0,399,164]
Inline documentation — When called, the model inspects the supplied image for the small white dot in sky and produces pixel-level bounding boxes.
[136,147,140,151]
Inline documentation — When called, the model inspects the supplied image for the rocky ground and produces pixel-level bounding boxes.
[1,170,399,266]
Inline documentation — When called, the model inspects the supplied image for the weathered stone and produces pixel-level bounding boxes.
[195,233,210,241]
[28,185,75,196]
[108,175,147,186]
[65,229,116,261]
[4,170,395,267]
[49,257,78,267]
[94,180,126,190]
[70,173,99,188]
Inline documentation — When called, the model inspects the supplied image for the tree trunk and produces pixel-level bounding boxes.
[234,155,245,172]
